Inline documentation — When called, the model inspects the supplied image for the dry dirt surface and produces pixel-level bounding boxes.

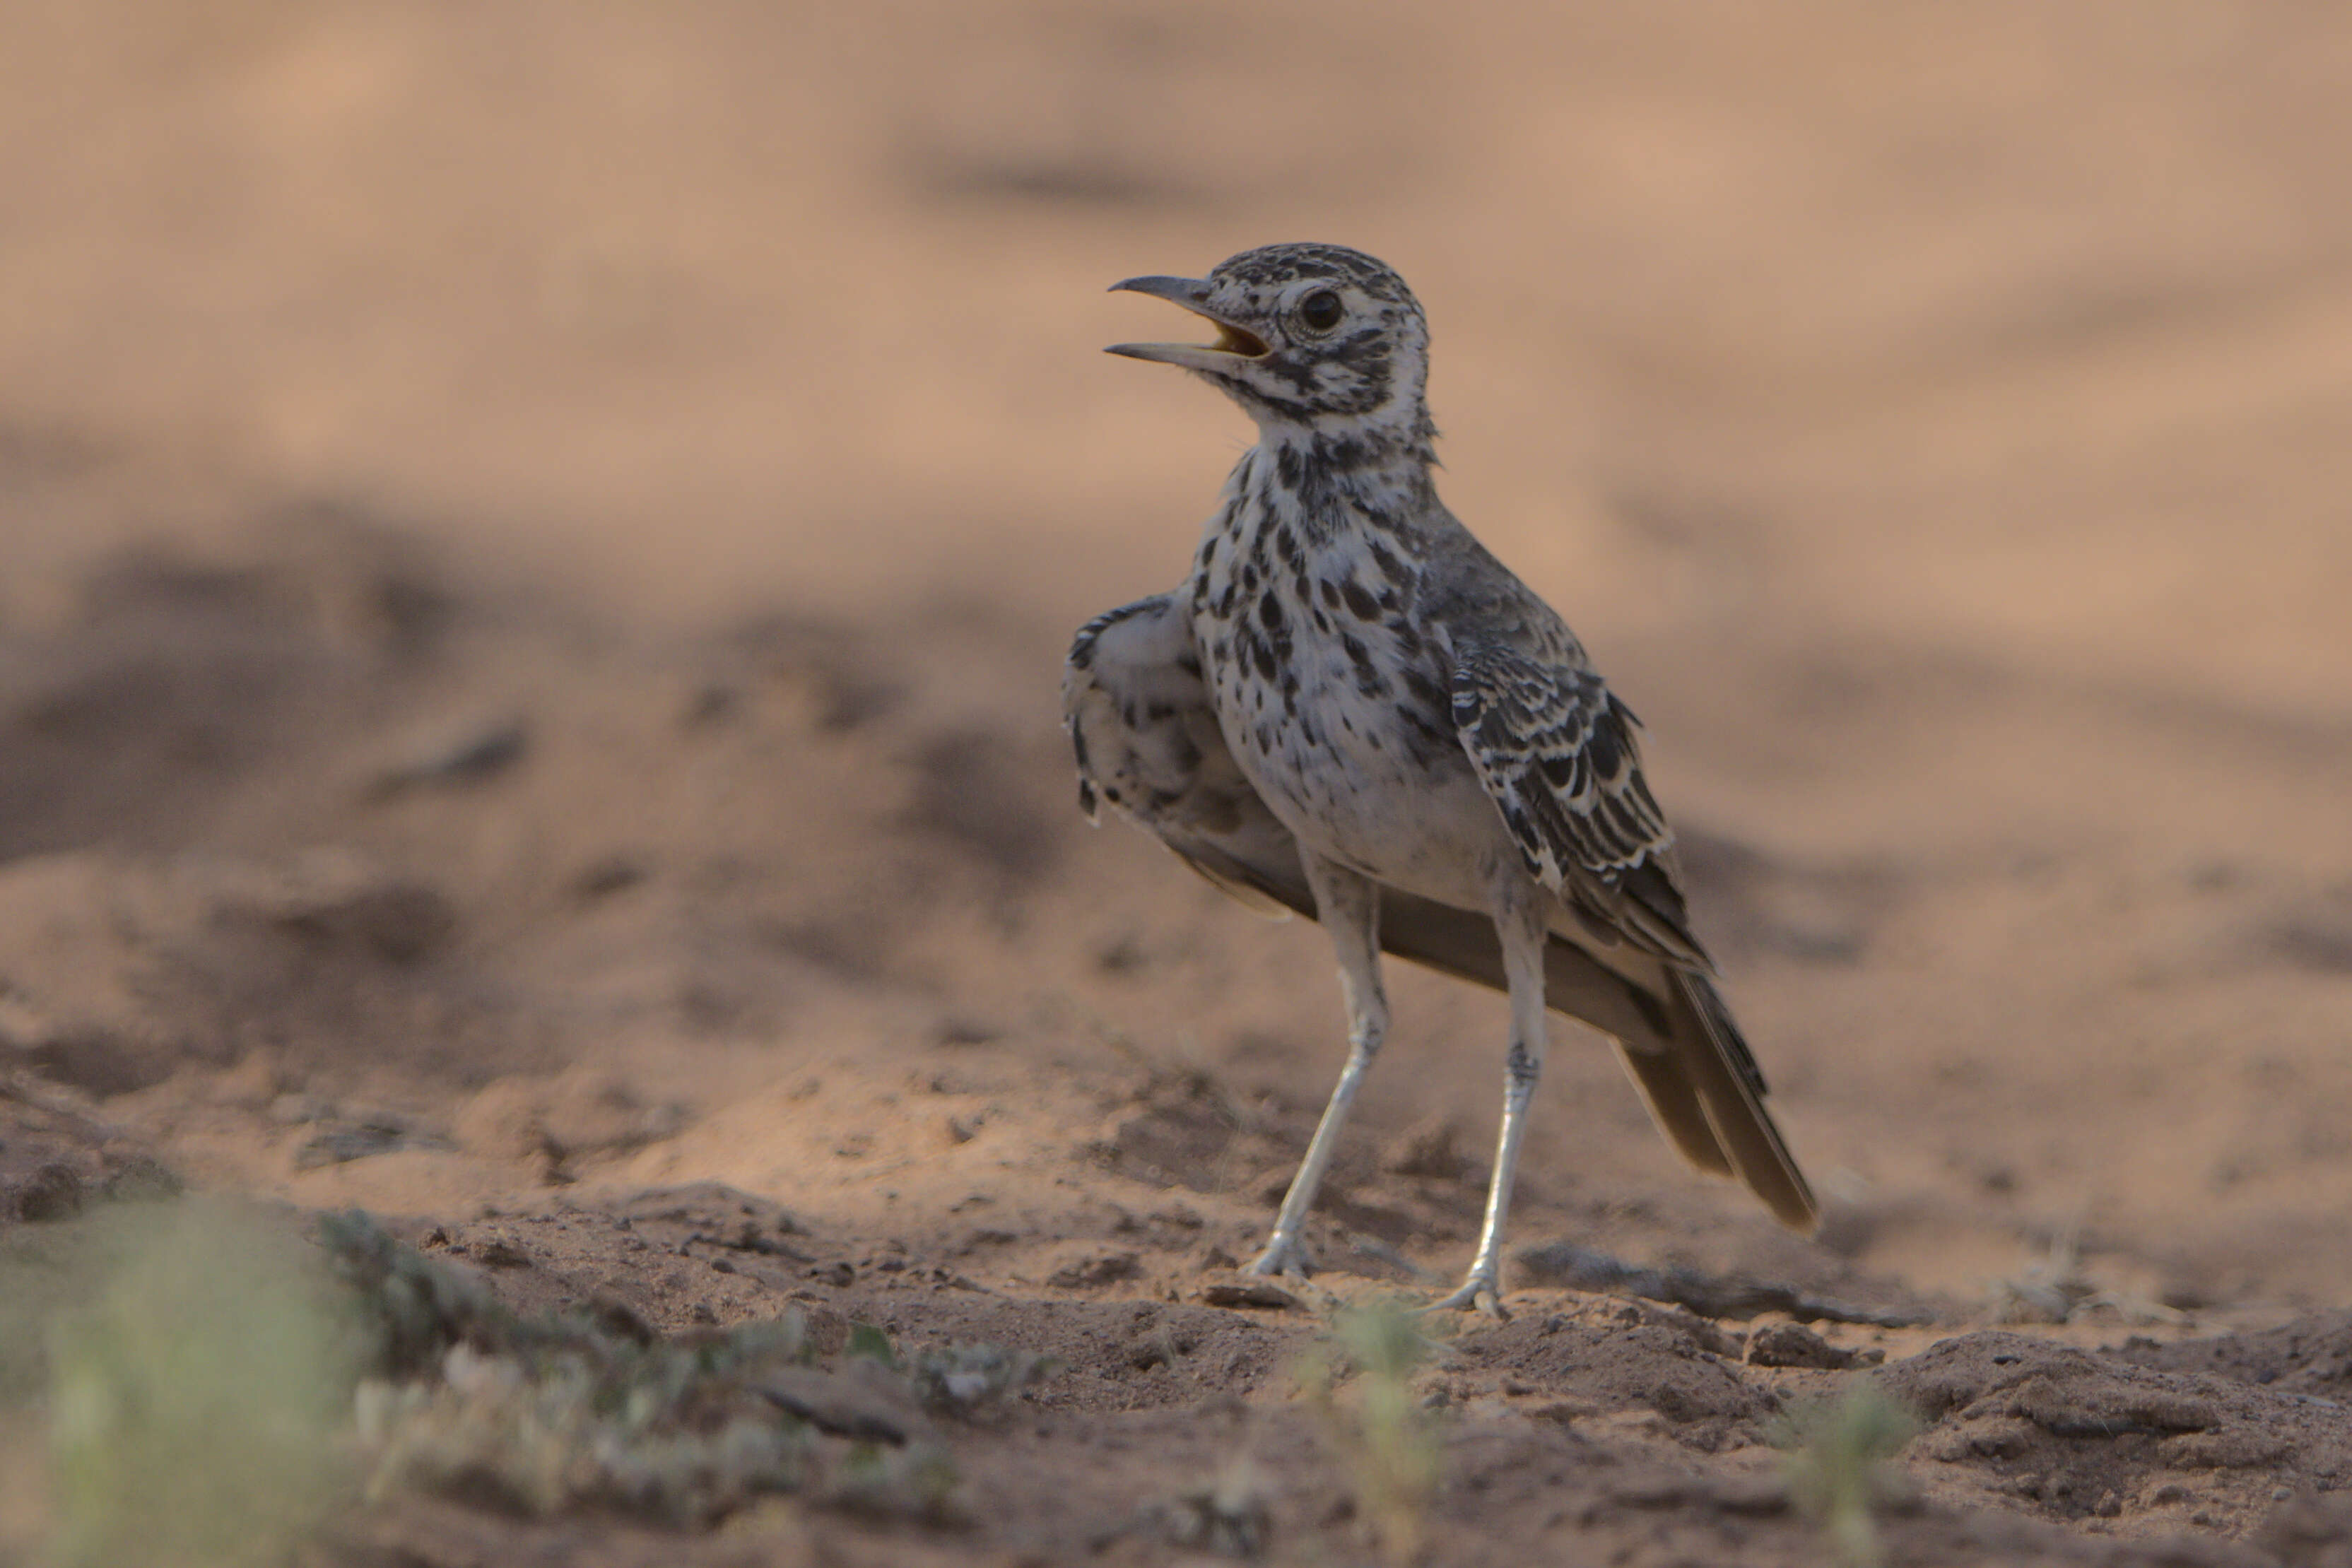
[6,4,2352,1566]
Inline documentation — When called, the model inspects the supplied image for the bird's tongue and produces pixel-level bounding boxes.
[1212,321,1270,357]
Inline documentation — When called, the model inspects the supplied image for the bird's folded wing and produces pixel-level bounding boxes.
[1447,635,1712,970]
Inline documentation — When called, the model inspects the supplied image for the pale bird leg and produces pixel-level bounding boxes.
[1429,888,1550,1315]
[1245,854,1386,1279]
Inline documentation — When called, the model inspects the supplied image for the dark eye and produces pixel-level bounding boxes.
[1297,290,1344,332]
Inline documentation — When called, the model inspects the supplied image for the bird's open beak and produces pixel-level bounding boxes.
[1105,276,1271,368]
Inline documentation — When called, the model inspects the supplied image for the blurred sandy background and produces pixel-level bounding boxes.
[10,4,2348,648]
[6,4,2352,1562]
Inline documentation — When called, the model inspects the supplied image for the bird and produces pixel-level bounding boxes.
[1064,242,1816,1312]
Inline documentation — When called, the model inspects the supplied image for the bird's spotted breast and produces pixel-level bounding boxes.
[1187,452,1503,905]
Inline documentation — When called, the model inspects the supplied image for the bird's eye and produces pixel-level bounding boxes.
[1297,290,1344,332]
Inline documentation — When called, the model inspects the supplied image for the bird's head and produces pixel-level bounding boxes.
[1107,243,1435,454]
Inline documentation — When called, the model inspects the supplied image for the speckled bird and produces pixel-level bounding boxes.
[1064,242,1816,1311]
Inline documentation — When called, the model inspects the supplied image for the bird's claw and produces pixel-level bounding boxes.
[1425,1274,1509,1318]
[1244,1236,1312,1280]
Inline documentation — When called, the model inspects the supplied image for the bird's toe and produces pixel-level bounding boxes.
[1425,1275,1509,1318]
[1244,1237,1313,1280]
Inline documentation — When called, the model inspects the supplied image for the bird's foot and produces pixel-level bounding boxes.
[1243,1234,1313,1280]
[1425,1269,1509,1318]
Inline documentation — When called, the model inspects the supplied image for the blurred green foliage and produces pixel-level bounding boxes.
[1774,1380,1920,1568]
[1297,1300,1445,1568]
[0,1202,1047,1562]
[43,1200,355,1568]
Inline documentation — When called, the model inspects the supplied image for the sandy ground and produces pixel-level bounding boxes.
[6,3,2352,1564]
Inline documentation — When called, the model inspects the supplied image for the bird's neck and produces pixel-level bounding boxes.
[1246,413,1438,531]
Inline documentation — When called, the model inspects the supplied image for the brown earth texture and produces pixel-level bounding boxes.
[7,4,2352,1565]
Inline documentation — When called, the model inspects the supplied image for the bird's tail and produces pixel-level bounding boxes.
[1609,967,1818,1232]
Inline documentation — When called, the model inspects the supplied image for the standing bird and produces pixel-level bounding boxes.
[1064,243,1816,1311]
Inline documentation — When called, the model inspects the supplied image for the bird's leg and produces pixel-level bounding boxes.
[1246,855,1386,1280]
[1430,890,1550,1314]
